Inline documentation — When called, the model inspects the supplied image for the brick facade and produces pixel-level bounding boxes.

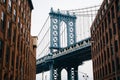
[0,0,36,80]
[91,0,120,80]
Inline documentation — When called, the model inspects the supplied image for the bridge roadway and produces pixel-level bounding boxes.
[36,37,91,74]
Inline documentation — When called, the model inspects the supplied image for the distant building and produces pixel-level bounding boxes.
[0,0,37,80]
[91,0,120,80]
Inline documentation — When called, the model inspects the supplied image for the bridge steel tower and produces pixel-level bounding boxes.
[49,8,77,53]
[48,8,80,80]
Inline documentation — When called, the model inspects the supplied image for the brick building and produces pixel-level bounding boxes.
[0,0,37,80]
[91,0,120,80]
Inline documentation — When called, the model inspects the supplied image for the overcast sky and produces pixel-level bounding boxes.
[31,0,103,80]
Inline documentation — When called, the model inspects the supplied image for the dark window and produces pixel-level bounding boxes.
[114,40,118,52]
[117,76,120,80]
[104,51,106,61]
[16,56,18,69]
[116,0,120,12]
[13,29,16,42]
[11,51,14,67]
[113,23,116,35]
[108,62,111,73]
[105,18,107,29]
[0,12,5,31]
[109,28,112,40]
[116,57,120,70]
[117,17,120,30]
[106,33,108,44]
[111,6,115,19]
[105,65,107,75]
[4,74,7,80]
[112,60,115,72]
[110,44,114,55]
[0,39,3,58]
[10,75,13,80]
[6,46,10,64]
[108,12,110,24]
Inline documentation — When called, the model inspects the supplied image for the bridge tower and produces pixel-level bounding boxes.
[49,8,77,53]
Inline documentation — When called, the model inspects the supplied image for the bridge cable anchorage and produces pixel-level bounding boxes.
[37,16,50,37]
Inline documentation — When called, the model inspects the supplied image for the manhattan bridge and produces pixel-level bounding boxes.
[36,5,100,80]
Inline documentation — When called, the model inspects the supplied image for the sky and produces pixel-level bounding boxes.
[31,0,103,80]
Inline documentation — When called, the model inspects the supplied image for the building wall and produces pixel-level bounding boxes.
[91,0,120,80]
[0,0,36,80]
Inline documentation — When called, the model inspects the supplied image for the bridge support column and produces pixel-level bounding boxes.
[67,67,72,80]
[74,66,78,80]
[57,69,61,80]
[49,61,54,80]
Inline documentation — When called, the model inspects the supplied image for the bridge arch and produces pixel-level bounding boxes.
[61,69,68,80]
[49,8,77,53]
[60,21,67,47]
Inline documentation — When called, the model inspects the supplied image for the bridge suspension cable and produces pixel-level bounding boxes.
[37,16,50,59]
[37,16,50,37]
[61,5,100,12]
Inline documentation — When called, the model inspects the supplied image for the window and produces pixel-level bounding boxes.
[111,6,115,19]
[13,9,16,21]
[8,0,11,12]
[112,60,115,72]
[10,75,13,80]
[1,11,5,31]
[109,28,112,40]
[106,33,108,44]
[113,23,116,35]
[108,12,110,24]
[0,39,3,58]
[116,0,120,12]
[110,44,114,55]
[7,21,11,38]
[4,74,7,80]
[11,51,14,67]
[116,57,120,70]
[13,29,16,42]
[16,56,18,69]
[6,46,10,64]
[118,17,120,30]
[114,40,118,52]
[108,62,111,73]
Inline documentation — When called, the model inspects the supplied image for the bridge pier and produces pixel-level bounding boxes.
[57,68,61,80]
[74,66,78,80]
[67,67,72,80]
[49,61,54,80]
[66,65,78,80]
